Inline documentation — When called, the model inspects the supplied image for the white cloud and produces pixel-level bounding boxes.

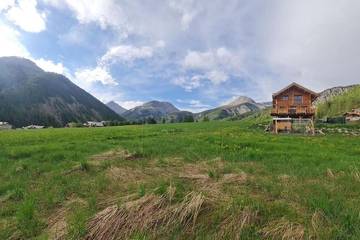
[0,0,14,11]
[75,67,117,86]
[33,58,68,75]
[183,47,241,71]
[119,100,144,110]
[100,45,154,65]
[183,50,215,70]
[42,0,127,30]
[257,0,360,91]
[176,99,211,112]
[205,70,228,84]
[176,47,240,90]
[4,0,46,32]
[168,0,199,30]
[0,20,29,57]
[173,75,203,92]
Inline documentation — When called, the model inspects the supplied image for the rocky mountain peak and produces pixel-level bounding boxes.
[226,96,256,107]
[106,101,127,115]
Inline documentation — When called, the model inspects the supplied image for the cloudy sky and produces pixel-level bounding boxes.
[0,0,359,111]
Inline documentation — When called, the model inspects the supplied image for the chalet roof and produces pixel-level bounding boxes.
[272,82,319,97]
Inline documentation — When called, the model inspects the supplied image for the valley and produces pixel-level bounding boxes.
[1,119,359,239]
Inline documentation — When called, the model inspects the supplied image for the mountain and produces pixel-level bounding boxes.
[196,96,270,121]
[314,84,359,106]
[316,85,360,118]
[106,101,127,115]
[225,96,256,107]
[122,101,179,122]
[0,57,124,127]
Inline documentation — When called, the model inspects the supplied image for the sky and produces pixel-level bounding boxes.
[0,0,359,112]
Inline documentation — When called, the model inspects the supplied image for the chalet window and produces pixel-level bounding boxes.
[289,107,297,114]
[281,95,289,101]
[294,95,303,104]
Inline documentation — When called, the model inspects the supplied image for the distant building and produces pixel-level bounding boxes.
[344,109,360,122]
[271,82,319,134]
[84,121,106,127]
[0,121,12,130]
[23,125,45,129]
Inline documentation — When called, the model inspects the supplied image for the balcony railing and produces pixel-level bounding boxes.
[271,106,315,115]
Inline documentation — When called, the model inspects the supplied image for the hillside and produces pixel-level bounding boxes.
[106,101,127,115]
[1,121,360,239]
[314,84,359,105]
[196,96,270,121]
[0,57,123,127]
[122,101,179,122]
[316,85,360,118]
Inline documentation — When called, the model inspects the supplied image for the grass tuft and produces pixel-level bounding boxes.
[260,218,305,240]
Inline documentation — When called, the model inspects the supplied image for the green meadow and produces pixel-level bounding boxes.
[1,119,360,239]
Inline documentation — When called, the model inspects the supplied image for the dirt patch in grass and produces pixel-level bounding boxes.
[106,166,147,182]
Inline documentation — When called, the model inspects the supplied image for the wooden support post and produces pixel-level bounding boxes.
[311,118,315,135]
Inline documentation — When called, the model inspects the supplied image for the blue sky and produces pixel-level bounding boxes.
[0,0,359,111]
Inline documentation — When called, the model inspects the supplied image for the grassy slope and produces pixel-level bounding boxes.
[0,121,360,239]
[317,86,360,118]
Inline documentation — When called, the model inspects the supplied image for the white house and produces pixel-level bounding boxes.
[23,125,45,129]
[0,122,12,130]
[344,109,360,122]
[84,121,106,127]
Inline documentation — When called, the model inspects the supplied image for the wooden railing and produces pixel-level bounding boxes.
[271,106,315,115]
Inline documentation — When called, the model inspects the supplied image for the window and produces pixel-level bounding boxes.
[289,107,297,114]
[294,95,303,104]
[281,95,289,101]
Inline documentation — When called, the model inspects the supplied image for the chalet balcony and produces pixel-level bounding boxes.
[271,106,316,117]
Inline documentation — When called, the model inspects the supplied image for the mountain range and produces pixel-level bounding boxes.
[122,101,180,122]
[109,96,271,123]
[0,57,358,127]
[195,97,271,121]
[106,101,127,115]
[0,57,124,127]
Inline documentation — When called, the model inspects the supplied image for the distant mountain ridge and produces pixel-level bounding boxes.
[106,101,127,115]
[316,85,360,118]
[118,96,272,122]
[0,57,123,127]
[195,96,271,121]
[314,84,359,106]
[122,100,179,122]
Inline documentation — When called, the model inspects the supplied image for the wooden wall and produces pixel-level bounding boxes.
[272,86,316,116]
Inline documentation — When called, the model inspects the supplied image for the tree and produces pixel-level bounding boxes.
[203,116,210,122]
[146,117,157,124]
[184,115,194,122]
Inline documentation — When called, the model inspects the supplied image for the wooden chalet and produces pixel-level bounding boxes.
[344,109,360,122]
[271,82,319,134]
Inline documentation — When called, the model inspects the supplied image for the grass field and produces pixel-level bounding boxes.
[1,120,360,239]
